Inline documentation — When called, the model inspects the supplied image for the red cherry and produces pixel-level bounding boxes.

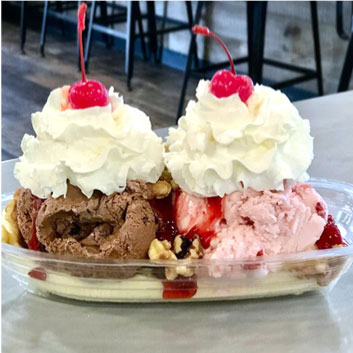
[69,80,109,109]
[210,70,254,102]
[68,3,108,110]
[192,25,254,102]
[316,215,347,250]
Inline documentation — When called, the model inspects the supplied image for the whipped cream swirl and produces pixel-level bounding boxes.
[164,80,313,197]
[15,87,164,198]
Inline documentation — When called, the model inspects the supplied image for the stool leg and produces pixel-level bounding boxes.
[99,1,110,48]
[156,1,167,63]
[185,1,199,68]
[336,1,350,40]
[147,2,158,62]
[176,1,204,121]
[126,2,137,90]
[338,30,353,92]
[40,1,49,57]
[247,1,267,84]
[310,1,324,96]
[20,1,26,54]
[56,1,65,36]
[84,1,97,72]
[136,2,148,61]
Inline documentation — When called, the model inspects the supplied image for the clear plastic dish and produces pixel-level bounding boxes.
[2,177,353,302]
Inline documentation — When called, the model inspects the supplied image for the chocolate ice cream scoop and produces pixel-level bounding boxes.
[16,181,157,260]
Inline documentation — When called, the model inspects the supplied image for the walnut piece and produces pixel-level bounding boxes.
[173,235,203,260]
[148,236,204,280]
[159,168,179,191]
[148,239,177,260]
[148,181,172,199]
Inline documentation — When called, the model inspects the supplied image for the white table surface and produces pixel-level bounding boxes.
[2,91,353,353]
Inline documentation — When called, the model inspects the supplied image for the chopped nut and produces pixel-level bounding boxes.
[173,235,203,260]
[173,235,192,259]
[170,180,179,191]
[159,168,179,191]
[148,237,204,281]
[166,265,194,281]
[189,236,203,259]
[160,168,172,181]
[148,239,177,260]
[173,236,183,254]
[148,181,172,199]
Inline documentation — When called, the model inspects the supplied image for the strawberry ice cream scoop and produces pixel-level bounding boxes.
[205,183,327,262]
[175,183,328,263]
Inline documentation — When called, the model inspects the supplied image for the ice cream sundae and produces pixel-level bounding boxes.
[1,22,351,302]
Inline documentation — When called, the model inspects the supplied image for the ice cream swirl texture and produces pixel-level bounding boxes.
[164,80,314,197]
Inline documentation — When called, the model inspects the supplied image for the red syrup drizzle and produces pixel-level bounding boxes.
[149,192,223,299]
[149,193,179,243]
[28,196,45,250]
[316,215,347,250]
[182,195,223,249]
[150,193,197,299]
[28,267,47,281]
[162,276,198,300]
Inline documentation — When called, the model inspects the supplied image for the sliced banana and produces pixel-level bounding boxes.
[2,198,21,247]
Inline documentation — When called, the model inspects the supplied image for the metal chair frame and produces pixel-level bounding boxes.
[177,1,324,120]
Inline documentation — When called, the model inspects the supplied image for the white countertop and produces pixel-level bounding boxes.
[2,91,353,353]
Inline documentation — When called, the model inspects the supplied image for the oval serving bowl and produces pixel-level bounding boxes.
[2,158,353,302]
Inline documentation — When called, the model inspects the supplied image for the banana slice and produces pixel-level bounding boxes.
[2,198,21,247]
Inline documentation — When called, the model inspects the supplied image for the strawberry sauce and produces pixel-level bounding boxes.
[316,215,347,249]
[150,191,223,299]
[28,267,47,281]
[162,276,198,300]
[149,193,179,243]
[175,191,223,249]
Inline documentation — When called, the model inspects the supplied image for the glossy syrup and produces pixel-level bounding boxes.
[150,192,223,299]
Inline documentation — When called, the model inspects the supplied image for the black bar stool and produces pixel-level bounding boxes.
[83,1,196,90]
[39,1,83,57]
[177,1,324,120]
[80,1,147,90]
[337,1,353,91]
[144,2,197,65]
[338,19,353,91]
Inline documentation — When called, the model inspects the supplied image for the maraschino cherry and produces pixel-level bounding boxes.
[68,3,109,109]
[192,25,253,102]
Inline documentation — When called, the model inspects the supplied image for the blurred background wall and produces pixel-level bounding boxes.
[138,1,352,94]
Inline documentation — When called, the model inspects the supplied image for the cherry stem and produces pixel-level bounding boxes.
[78,3,87,82]
[192,25,236,75]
